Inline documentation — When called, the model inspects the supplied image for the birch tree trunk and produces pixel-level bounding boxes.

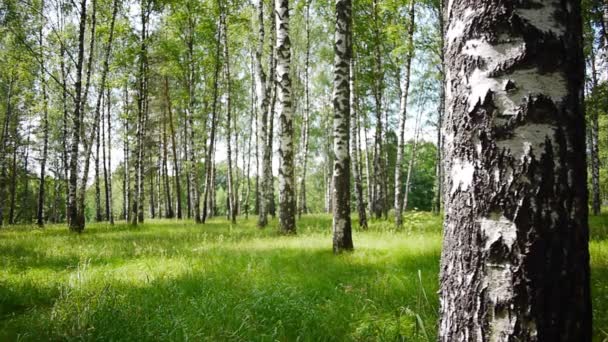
[245,51,255,219]
[60,45,69,224]
[80,0,97,121]
[350,57,367,230]
[363,119,373,218]
[185,14,201,224]
[371,0,385,219]
[394,0,415,227]
[267,0,278,219]
[21,132,31,223]
[67,0,88,232]
[95,108,103,221]
[102,92,110,221]
[221,3,236,224]
[589,42,601,216]
[37,5,49,226]
[332,0,353,252]
[202,20,222,224]
[298,0,311,218]
[123,86,130,221]
[76,0,100,223]
[132,0,149,225]
[74,0,117,226]
[149,155,155,219]
[188,106,200,223]
[433,0,445,214]
[106,88,114,225]
[402,109,422,212]
[161,88,174,219]
[8,129,18,224]
[164,77,181,219]
[0,78,14,226]
[439,0,591,340]
[184,114,192,219]
[256,0,270,227]
[275,0,296,234]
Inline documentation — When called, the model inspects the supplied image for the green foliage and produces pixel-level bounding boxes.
[403,142,437,211]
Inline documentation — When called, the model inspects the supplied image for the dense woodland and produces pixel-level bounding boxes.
[1,0,608,339]
[0,0,443,230]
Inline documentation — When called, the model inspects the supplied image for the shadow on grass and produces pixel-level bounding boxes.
[1,241,441,341]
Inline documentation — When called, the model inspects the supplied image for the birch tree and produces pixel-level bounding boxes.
[67,0,88,232]
[439,0,591,339]
[350,57,367,229]
[276,0,296,233]
[394,0,415,227]
[255,0,270,227]
[221,1,237,224]
[36,0,49,227]
[298,0,312,218]
[332,0,353,252]
[202,17,222,224]
[371,0,385,219]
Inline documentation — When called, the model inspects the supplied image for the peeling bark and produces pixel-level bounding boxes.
[439,0,591,340]
[332,0,354,252]
[276,0,296,233]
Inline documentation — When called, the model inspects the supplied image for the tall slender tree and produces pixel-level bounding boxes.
[37,0,50,227]
[164,77,181,219]
[402,108,422,212]
[221,1,237,224]
[256,0,270,227]
[276,0,296,233]
[123,86,130,222]
[350,57,367,229]
[433,0,445,215]
[439,0,591,339]
[95,105,103,221]
[106,88,114,225]
[67,0,88,232]
[202,15,222,224]
[298,0,312,218]
[267,0,278,219]
[371,0,385,219]
[132,0,150,225]
[394,0,415,227]
[102,91,110,221]
[332,0,354,252]
[588,31,601,216]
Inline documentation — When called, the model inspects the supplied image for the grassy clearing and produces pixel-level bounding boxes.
[0,212,607,341]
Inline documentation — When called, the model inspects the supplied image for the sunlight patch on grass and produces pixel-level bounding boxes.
[1,211,606,340]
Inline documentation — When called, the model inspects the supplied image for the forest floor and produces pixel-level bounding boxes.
[0,212,607,341]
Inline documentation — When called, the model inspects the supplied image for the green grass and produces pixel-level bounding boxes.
[0,212,607,341]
